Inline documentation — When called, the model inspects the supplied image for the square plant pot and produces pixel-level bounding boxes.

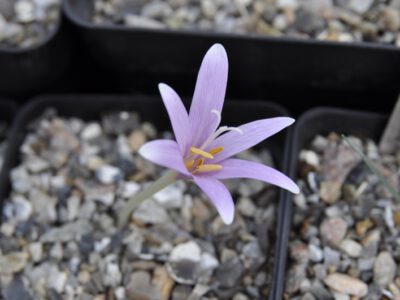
[0,94,292,299]
[275,107,389,299]
[0,13,70,96]
[64,0,400,102]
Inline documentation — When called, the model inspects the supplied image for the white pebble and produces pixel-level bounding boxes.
[81,123,102,140]
[15,0,35,23]
[96,165,122,185]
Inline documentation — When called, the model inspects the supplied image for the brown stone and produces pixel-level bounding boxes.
[128,130,147,152]
[356,219,374,236]
[324,273,368,297]
[320,217,347,246]
[322,137,362,184]
[153,267,175,300]
[319,180,342,204]
[289,241,309,264]
[394,211,400,227]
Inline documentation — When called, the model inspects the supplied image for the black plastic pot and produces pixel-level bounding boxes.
[0,94,292,299]
[0,15,70,97]
[64,0,400,109]
[0,98,17,175]
[0,99,17,126]
[274,107,388,299]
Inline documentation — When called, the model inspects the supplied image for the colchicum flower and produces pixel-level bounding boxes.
[118,44,299,227]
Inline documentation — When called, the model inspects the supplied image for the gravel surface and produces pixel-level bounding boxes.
[285,132,400,299]
[92,0,400,45]
[0,0,61,49]
[0,108,280,300]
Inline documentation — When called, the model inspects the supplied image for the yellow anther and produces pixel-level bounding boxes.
[185,160,195,170]
[208,147,224,155]
[190,147,214,159]
[196,158,205,167]
[196,164,223,173]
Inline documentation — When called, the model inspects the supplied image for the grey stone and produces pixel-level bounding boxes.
[301,292,316,300]
[96,165,123,185]
[323,246,340,268]
[11,195,32,222]
[50,243,63,259]
[188,284,210,300]
[41,220,92,242]
[28,263,67,294]
[358,257,375,271]
[347,0,373,14]
[124,14,166,29]
[30,189,57,223]
[373,251,396,287]
[339,239,362,258]
[141,1,172,18]
[81,123,102,140]
[126,271,161,300]
[67,195,81,221]
[171,285,192,300]
[0,252,29,274]
[119,181,140,198]
[10,167,31,193]
[308,244,323,262]
[153,182,184,208]
[133,199,170,224]
[25,155,50,173]
[201,0,217,19]
[28,242,43,262]
[313,264,327,280]
[237,197,257,217]
[102,256,122,287]
[166,241,217,285]
[2,276,33,300]
[293,8,325,34]
[320,217,347,246]
[15,1,35,23]
[215,257,244,288]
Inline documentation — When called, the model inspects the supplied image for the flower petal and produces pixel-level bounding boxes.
[158,83,190,154]
[208,158,300,194]
[189,44,228,147]
[207,117,295,162]
[138,139,190,176]
[193,176,235,224]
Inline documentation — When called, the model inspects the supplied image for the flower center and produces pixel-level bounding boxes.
[183,110,243,175]
[184,146,224,174]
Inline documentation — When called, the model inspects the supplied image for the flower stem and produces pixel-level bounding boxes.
[117,170,178,228]
[342,134,400,203]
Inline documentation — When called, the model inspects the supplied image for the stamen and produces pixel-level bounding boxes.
[190,147,214,159]
[185,160,195,170]
[196,158,205,167]
[196,164,223,173]
[208,147,224,155]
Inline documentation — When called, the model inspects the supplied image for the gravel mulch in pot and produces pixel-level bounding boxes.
[92,0,400,45]
[285,132,400,299]
[0,108,280,300]
[0,0,61,49]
